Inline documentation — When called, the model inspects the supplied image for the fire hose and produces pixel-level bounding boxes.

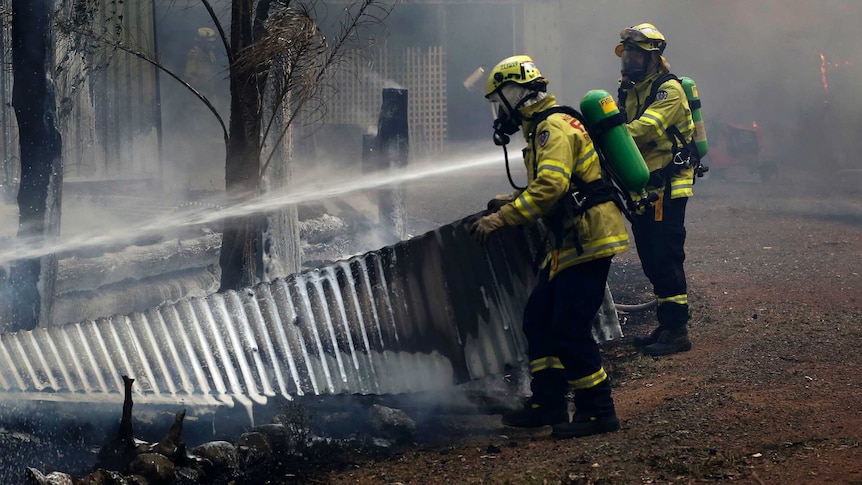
[614,299,657,313]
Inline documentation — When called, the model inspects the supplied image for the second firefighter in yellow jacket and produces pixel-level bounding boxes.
[616,22,695,356]
[471,55,628,438]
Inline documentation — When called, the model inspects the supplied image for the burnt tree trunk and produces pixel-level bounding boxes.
[259,57,301,282]
[219,0,271,290]
[7,0,63,331]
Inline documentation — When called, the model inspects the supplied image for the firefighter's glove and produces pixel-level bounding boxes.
[487,193,514,212]
[470,212,505,244]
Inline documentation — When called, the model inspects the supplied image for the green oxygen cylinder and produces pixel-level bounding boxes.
[680,77,708,157]
[579,89,649,194]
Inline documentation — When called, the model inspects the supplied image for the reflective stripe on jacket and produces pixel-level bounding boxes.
[499,95,629,279]
[622,71,695,198]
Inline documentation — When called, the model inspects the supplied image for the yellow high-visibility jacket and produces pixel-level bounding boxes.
[622,71,696,199]
[499,95,629,279]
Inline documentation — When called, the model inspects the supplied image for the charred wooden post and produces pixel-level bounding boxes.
[376,88,408,241]
[95,376,138,472]
[91,377,193,481]
[8,0,64,331]
[149,409,187,462]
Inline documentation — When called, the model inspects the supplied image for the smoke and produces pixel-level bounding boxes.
[383,0,862,172]
[154,1,231,194]
[363,70,405,91]
[551,1,862,171]
[6,0,860,406]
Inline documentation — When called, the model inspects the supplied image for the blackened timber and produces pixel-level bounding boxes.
[377,88,409,241]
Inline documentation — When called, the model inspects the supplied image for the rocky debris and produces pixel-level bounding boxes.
[94,376,138,473]
[299,213,348,245]
[16,379,452,484]
[129,453,175,483]
[367,404,416,443]
[191,441,238,472]
[73,469,130,485]
[24,469,73,485]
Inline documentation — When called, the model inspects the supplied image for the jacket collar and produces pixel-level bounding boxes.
[631,69,667,93]
[520,94,558,134]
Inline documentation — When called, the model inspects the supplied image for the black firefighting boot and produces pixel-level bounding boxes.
[632,325,665,348]
[501,370,568,428]
[642,326,692,356]
[551,380,619,439]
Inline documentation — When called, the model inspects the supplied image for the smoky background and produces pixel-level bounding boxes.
[3,0,859,313]
[543,0,861,175]
[375,0,862,189]
[154,0,232,194]
[2,5,861,479]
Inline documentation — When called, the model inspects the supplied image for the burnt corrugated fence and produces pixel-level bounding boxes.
[0,215,618,409]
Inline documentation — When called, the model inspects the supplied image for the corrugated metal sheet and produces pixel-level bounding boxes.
[0,216,620,410]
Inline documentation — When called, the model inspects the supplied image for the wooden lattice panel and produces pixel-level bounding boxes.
[325,46,447,156]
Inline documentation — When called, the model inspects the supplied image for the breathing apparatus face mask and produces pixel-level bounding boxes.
[488,84,531,146]
[620,44,650,82]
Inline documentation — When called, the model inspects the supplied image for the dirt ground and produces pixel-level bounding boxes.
[316,164,862,484]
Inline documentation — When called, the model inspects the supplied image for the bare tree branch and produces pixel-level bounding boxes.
[200,0,233,65]
[55,18,229,143]
[254,0,393,181]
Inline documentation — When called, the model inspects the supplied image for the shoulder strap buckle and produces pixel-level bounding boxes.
[673,150,691,167]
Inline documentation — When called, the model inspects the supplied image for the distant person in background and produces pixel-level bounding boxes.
[471,55,628,439]
[184,27,219,103]
[615,23,696,356]
[181,26,226,192]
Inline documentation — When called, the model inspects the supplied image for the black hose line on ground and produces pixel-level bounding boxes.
[614,299,658,313]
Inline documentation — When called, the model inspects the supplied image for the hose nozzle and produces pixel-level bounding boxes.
[493,132,510,146]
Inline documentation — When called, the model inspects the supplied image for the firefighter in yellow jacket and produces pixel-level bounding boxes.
[185,27,219,94]
[470,55,628,438]
[616,23,695,356]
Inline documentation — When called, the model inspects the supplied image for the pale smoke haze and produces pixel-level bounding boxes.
[0,149,503,265]
[550,1,862,170]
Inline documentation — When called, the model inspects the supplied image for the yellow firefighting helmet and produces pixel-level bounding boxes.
[197,27,217,42]
[615,23,666,57]
[484,55,547,98]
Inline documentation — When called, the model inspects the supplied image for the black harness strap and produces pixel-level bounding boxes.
[528,106,635,254]
[621,73,703,195]
[589,112,628,139]
[617,72,679,121]
[642,73,679,118]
